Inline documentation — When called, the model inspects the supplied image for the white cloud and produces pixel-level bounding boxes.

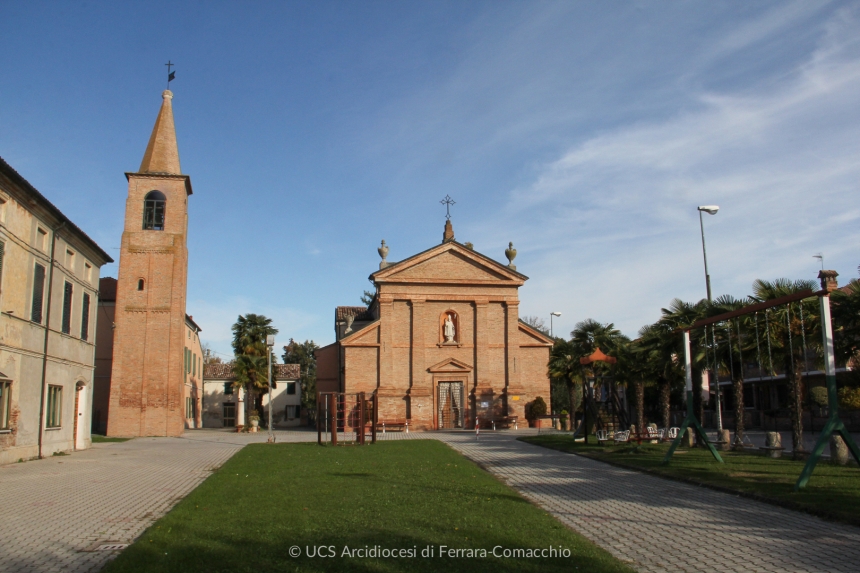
[481,6,860,339]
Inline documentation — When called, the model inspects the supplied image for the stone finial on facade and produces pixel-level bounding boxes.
[818,270,839,293]
[505,242,517,270]
[378,240,389,269]
[443,220,455,243]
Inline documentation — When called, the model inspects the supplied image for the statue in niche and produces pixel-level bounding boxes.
[444,313,456,343]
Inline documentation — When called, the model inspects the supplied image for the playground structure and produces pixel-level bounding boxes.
[574,348,631,444]
[663,270,860,489]
[317,391,378,445]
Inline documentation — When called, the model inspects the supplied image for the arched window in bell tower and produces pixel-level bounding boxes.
[142,190,166,230]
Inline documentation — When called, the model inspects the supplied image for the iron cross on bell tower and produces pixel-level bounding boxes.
[440,194,455,220]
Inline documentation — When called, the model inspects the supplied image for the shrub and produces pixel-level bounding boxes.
[838,387,860,410]
[528,396,548,420]
[810,386,829,408]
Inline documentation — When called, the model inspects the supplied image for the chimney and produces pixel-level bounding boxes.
[818,270,839,294]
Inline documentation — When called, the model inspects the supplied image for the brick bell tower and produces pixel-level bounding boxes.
[107,90,192,437]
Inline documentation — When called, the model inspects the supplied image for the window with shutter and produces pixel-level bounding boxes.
[61,282,73,334]
[81,293,90,341]
[31,264,46,323]
[0,241,5,294]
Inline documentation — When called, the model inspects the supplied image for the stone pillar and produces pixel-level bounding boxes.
[474,300,489,388]
[237,387,245,428]
[718,429,731,451]
[765,431,782,458]
[505,300,521,417]
[683,428,695,448]
[379,295,394,389]
[830,434,849,466]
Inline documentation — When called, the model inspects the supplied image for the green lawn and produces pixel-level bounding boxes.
[92,435,131,443]
[521,434,860,527]
[102,440,633,573]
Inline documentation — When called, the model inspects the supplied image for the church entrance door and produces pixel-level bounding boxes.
[437,382,464,429]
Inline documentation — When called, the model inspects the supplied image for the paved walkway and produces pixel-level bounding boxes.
[0,430,313,573]
[2,428,860,573]
[436,431,860,573]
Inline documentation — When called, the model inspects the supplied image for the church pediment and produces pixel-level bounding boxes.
[372,242,526,286]
[427,357,473,373]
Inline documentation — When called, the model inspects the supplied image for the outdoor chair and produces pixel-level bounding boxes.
[596,429,611,443]
[613,430,630,444]
[667,427,680,439]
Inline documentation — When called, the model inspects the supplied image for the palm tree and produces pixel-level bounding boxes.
[710,295,751,446]
[659,298,710,437]
[752,279,818,458]
[231,314,279,426]
[636,320,684,430]
[548,338,584,427]
[832,278,860,371]
[570,319,629,429]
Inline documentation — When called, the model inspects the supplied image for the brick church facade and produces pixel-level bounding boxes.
[106,90,193,437]
[316,221,553,430]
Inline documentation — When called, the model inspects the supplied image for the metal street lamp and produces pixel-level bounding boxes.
[697,205,722,433]
[266,334,275,443]
[550,312,561,337]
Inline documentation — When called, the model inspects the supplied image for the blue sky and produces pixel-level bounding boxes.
[2,1,859,359]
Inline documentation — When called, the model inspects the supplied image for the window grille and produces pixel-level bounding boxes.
[142,191,166,230]
[224,382,234,395]
[61,282,73,334]
[223,403,236,427]
[46,385,62,428]
[31,264,46,323]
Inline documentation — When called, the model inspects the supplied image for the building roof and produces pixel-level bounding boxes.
[203,363,234,379]
[99,277,117,302]
[203,362,301,380]
[336,306,373,322]
[139,90,182,176]
[0,156,113,265]
[185,314,202,332]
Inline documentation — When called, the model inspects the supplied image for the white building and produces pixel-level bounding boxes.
[0,157,113,464]
[201,363,301,429]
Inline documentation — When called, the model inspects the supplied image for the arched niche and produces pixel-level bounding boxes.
[439,310,460,345]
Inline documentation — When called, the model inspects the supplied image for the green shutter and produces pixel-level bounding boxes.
[80,293,90,340]
[31,264,45,323]
[61,282,73,334]
[0,241,5,293]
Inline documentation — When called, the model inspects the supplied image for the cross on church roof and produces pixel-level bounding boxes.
[440,194,455,220]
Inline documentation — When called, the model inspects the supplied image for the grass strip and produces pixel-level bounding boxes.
[92,435,131,443]
[521,434,860,527]
[102,440,633,573]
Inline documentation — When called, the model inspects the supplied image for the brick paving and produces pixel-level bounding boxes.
[2,428,860,573]
[432,431,860,573]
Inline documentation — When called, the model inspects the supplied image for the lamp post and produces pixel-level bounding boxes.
[697,205,722,433]
[550,312,561,338]
[266,334,275,443]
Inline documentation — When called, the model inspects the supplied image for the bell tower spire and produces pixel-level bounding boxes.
[138,90,181,175]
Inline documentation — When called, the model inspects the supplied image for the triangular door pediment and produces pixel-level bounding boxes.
[374,243,525,286]
[427,357,473,373]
